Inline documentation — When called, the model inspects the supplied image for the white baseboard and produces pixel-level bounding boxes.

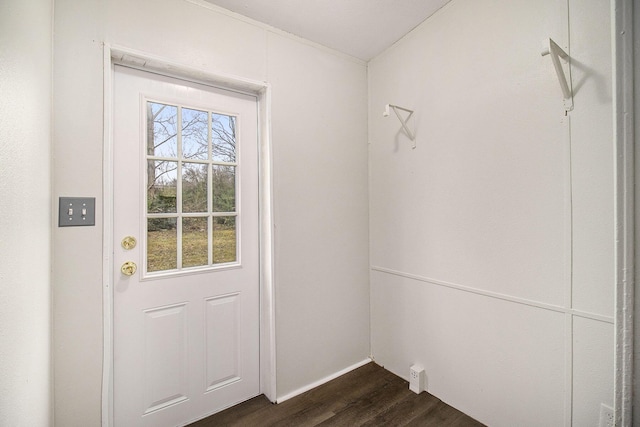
[276,358,372,403]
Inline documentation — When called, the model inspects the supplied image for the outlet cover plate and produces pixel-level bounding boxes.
[599,403,613,427]
[409,364,425,394]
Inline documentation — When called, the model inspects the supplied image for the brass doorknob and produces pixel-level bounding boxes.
[121,261,137,276]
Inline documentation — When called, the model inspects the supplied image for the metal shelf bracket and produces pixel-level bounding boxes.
[383,104,416,148]
[541,38,574,111]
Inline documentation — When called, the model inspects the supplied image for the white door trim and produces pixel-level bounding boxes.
[613,0,635,425]
[101,44,276,427]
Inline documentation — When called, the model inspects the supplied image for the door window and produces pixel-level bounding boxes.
[146,100,238,274]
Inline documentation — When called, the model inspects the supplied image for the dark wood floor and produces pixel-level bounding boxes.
[189,362,485,426]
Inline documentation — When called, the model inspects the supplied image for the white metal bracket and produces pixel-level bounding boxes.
[383,104,416,148]
[541,38,574,111]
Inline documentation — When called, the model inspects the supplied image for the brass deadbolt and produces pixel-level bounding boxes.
[121,236,137,250]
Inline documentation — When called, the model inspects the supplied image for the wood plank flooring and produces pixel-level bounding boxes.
[188,362,485,426]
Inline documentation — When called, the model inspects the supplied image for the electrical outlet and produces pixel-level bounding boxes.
[599,403,614,427]
[409,364,425,394]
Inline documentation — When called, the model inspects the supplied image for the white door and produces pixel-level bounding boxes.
[112,65,260,427]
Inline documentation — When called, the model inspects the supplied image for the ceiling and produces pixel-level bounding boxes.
[203,0,451,61]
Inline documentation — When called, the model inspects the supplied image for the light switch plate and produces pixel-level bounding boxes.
[58,197,96,227]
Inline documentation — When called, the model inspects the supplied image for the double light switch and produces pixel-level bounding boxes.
[58,197,96,227]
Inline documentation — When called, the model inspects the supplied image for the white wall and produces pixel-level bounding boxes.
[53,0,369,424]
[266,32,371,395]
[369,0,614,426]
[0,0,52,425]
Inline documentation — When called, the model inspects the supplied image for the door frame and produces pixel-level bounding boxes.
[613,0,635,425]
[101,44,276,426]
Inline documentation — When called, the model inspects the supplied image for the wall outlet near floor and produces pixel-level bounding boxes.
[409,364,425,394]
[599,403,614,427]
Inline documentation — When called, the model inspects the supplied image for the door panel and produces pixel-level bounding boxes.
[113,65,259,427]
[205,294,240,390]
[143,303,189,414]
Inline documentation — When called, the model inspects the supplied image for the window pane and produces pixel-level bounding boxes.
[182,108,208,160]
[212,165,235,212]
[182,217,208,268]
[147,218,177,272]
[212,113,236,163]
[213,216,236,264]
[148,102,178,158]
[182,163,208,213]
[147,161,177,213]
